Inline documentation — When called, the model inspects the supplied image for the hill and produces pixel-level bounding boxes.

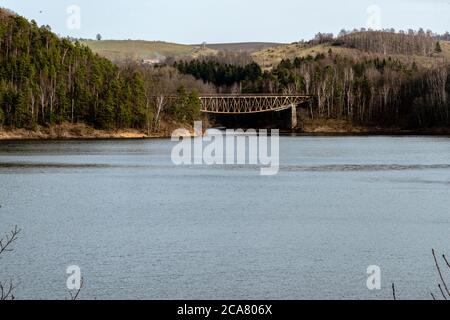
[82,41,283,63]
[203,42,283,53]
[82,40,217,62]
[253,32,450,70]
[442,40,450,58]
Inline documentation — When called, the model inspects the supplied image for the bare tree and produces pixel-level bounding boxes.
[392,249,450,301]
[392,283,396,300]
[0,226,21,258]
[431,249,450,300]
[138,65,213,131]
[0,226,21,301]
[0,279,15,301]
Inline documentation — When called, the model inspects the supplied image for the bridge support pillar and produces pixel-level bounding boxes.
[290,104,298,130]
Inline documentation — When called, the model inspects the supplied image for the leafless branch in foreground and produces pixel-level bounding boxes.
[432,249,450,300]
[0,226,21,257]
[438,284,448,300]
[68,277,84,301]
[0,226,21,301]
[0,279,16,300]
[392,283,396,300]
[443,255,450,269]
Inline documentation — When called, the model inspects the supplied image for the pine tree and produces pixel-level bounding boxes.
[0,105,4,127]
[0,8,147,130]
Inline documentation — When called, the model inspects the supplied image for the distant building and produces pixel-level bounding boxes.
[141,57,165,65]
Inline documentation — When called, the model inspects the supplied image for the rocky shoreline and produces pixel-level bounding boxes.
[1,120,449,140]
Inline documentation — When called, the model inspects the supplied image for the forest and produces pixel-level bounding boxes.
[0,9,202,131]
[0,9,146,130]
[175,33,450,128]
[1,7,450,132]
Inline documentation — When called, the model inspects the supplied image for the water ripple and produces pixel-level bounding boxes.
[0,162,113,169]
[282,164,450,172]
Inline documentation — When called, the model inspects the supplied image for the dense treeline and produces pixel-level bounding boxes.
[0,9,150,129]
[1,8,449,131]
[436,32,450,42]
[177,50,449,127]
[174,59,263,93]
[271,54,449,126]
[132,64,212,130]
[334,31,436,56]
[0,9,202,131]
[299,29,449,59]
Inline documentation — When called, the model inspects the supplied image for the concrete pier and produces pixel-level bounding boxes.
[291,104,298,129]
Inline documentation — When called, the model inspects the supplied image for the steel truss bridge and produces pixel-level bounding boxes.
[199,94,312,129]
[154,94,313,129]
[199,94,312,114]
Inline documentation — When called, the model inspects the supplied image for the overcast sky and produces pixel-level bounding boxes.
[2,0,450,43]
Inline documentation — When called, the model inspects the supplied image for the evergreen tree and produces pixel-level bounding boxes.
[0,104,4,127]
[0,9,148,130]
[170,87,200,123]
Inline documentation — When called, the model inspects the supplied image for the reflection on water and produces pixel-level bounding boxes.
[0,136,449,300]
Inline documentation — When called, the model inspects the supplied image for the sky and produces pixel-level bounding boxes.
[2,0,450,44]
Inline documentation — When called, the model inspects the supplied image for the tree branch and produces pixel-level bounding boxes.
[392,283,396,300]
[443,255,450,269]
[0,226,21,257]
[68,277,84,301]
[432,249,450,298]
[438,284,448,300]
[0,279,15,300]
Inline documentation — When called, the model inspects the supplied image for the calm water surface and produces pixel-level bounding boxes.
[0,136,449,300]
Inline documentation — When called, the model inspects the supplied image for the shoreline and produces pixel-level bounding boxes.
[2,131,450,141]
[0,122,189,141]
[1,122,450,141]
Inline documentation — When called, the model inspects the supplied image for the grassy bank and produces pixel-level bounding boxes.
[0,121,196,140]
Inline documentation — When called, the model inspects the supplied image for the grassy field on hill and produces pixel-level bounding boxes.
[203,42,283,53]
[83,36,450,69]
[82,40,217,62]
[82,40,285,62]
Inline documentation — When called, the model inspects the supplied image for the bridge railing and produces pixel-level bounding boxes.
[199,95,312,114]
[149,94,313,114]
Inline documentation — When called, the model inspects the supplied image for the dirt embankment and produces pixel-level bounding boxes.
[0,121,196,140]
[1,118,449,140]
[299,117,450,135]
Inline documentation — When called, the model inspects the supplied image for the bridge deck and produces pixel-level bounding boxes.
[199,95,312,114]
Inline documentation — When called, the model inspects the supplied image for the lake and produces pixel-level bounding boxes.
[0,136,449,300]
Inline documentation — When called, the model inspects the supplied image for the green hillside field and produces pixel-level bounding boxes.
[82,40,217,62]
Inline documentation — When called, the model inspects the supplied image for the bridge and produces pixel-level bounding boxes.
[199,94,312,129]
[154,94,313,129]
